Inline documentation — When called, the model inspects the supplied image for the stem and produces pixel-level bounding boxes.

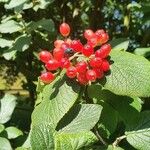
[69,52,81,61]
[94,126,107,146]
[112,135,126,148]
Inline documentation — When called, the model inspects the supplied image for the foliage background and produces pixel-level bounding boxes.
[0,0,149,149]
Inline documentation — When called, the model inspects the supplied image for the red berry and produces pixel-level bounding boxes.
[86,70,97,81]
[40,72,55,84]
[102,60,110,72]
[45,59,60,71]
[61,43,69,51]
[99,33,109,44]
[39,51,52,63]
[54,40,64,48]
[59,23,70,37]
[82,44,94,57]
[89,57,102,68]
[53,48,64,61]
[95,44,111,58]
[87,34,98,47]
[76,61,87,73]
[94,68,104,79]
[65,38,72,46]
[60,58,71,68]
[84,29,94,40]
[71,40,83,52]
[95,29,105,35]
[95,29,105,45]
[66,66,77,78]
[77,73,88,85]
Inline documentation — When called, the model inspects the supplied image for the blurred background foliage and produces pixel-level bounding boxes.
[0,0,149,149]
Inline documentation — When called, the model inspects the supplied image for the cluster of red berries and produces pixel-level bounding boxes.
[39,23,111,85]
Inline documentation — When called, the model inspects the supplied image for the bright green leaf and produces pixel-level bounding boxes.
[5,0,28,9]
[32,77,80,129]
[134,47,150,57]
[2,50,17,60]
[0,20,22,33]
[0,38,13,48]
[0,94,17,124]
[104,51,150,97]
[30,123,55,150]
[0,124,5,133]
[110,38,129,51]
[5,126,23,139]
[55,131,97,150]
[126,111,150,150]
[0,0,9,2]
[0,137,12,150]
[58,104,102,132]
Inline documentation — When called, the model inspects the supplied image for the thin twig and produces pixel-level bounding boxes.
[94,126,108,146]
[112,135,126,148]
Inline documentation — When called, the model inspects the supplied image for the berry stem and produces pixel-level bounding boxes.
[69,52,81,61]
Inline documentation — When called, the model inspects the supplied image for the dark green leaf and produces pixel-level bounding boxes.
[110,38,129,51]
[28,19,55,33]
[3,34,31,60]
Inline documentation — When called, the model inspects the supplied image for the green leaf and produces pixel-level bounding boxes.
[104,51,150,97]
[5,0,28,9]
[58,104,102,132]
[30,123,55,150]
[110,38,129,51]
[0,94,17,124]
[55,131,97,150]
[5,126,23,139]
[88,84,142,132]
[97,102,118,138]
[11,34,31,52]
[3,34,31,60]
[0,137,12,150]
[2,50,16,60]
[0,124,5,133]
[0,0,9,2]
[126,111,150,150]
[32,77,80,129]
[0,38,13,48]
[0,20,22,33]
[134,47,150,57]
[28,19,55,33]
[33,0,54,11]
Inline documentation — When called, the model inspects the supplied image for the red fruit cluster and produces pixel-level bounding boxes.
[39,23,111,85]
